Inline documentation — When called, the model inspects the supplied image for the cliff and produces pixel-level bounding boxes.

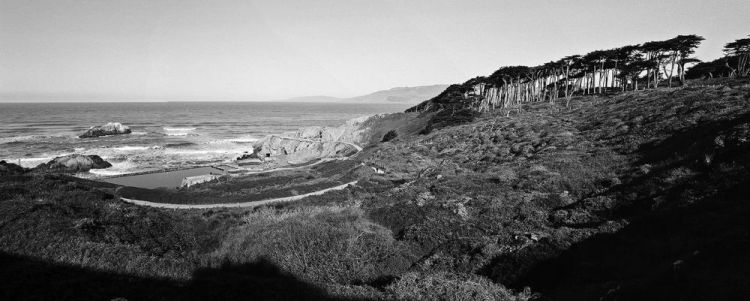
[252,112,433,166]
[253,135,358,166]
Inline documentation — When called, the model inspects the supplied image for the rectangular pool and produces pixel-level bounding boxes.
[103,166,225,189]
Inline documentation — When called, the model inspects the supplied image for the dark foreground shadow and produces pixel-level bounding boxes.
[517,188,750,300]
[0,253,364,301]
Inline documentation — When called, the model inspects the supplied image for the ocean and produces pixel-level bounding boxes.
[0,101,409,176]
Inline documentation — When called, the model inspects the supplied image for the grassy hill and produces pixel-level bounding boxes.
[1,79,749,300]
[358,79,750,299]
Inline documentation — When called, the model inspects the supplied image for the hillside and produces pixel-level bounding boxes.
[1,80,748,300]
[279,84,449,104]
[359,80,750,300]
[346,85,450,104]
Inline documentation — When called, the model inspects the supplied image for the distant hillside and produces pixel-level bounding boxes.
[345,84,449,104]
[278,84,449,104]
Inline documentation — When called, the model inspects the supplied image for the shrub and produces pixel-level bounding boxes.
[382,130,398,142]
[385,271,533,301]
[211,205,414,284]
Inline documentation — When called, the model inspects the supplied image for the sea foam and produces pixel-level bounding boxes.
[163,127,197,136]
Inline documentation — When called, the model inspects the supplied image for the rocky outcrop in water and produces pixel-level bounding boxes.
[79,122,132,138]
[34,154,112,173]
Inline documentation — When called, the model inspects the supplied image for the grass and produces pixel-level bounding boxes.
[1,78,749,300]
[211,205,414,285]
[385,271,534,301]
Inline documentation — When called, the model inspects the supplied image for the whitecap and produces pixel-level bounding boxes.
[165,149,236,155]
[163,127,197,136]
[0,135,38,144]
[9,156,55,168]
[88,160,145,176]
[109,145,151,151]
[0,134,75,144]
[228,136,259,143]
[206,136,259,144]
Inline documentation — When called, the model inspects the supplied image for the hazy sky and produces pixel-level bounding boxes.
[1,0,749,101]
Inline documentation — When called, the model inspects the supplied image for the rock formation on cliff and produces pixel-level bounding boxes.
[79,122,132,138]
[251,112,432,167]
[288,115,375,145]
[253,136,358,165]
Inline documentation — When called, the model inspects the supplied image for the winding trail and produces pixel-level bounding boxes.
[120,180,358,209]
[118,135,364,209]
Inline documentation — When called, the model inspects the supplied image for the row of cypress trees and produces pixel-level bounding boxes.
[466,34,749,112]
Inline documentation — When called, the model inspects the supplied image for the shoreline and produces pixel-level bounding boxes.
[105,131,367,205]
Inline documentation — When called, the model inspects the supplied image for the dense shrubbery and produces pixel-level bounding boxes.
[386,272,533,301]
[382,129,398,142]
[359,80,750,299]
[211,205,414,284]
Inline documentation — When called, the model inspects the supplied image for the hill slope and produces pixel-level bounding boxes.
[346,85,450,103]
[358,80,750,300]
[1,80,749,300]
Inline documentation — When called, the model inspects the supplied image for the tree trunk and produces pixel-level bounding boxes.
[668,52,676,87]
[564,65,570,99]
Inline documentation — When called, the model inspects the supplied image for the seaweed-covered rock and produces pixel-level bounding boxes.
[34,154,112,173]
[79,122,131,138]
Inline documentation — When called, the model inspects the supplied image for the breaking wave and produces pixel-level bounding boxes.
[163,127,197,136]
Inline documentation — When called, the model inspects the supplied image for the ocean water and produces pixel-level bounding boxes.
[0,101,409,176]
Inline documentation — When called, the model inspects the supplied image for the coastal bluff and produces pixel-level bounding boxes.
[251,112,430,166]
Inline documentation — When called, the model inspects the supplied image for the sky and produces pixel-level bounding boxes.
[1,0,749,102]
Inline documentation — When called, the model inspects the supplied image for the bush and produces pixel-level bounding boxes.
[382,130,398,142]
[211,205,414,284]
[386,271,533,301]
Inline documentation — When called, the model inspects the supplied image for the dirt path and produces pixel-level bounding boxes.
[120,180,358,209]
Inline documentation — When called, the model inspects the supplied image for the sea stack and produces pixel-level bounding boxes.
[79,122,132,138]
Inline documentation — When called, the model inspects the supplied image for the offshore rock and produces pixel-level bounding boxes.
[79,122,132,138]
